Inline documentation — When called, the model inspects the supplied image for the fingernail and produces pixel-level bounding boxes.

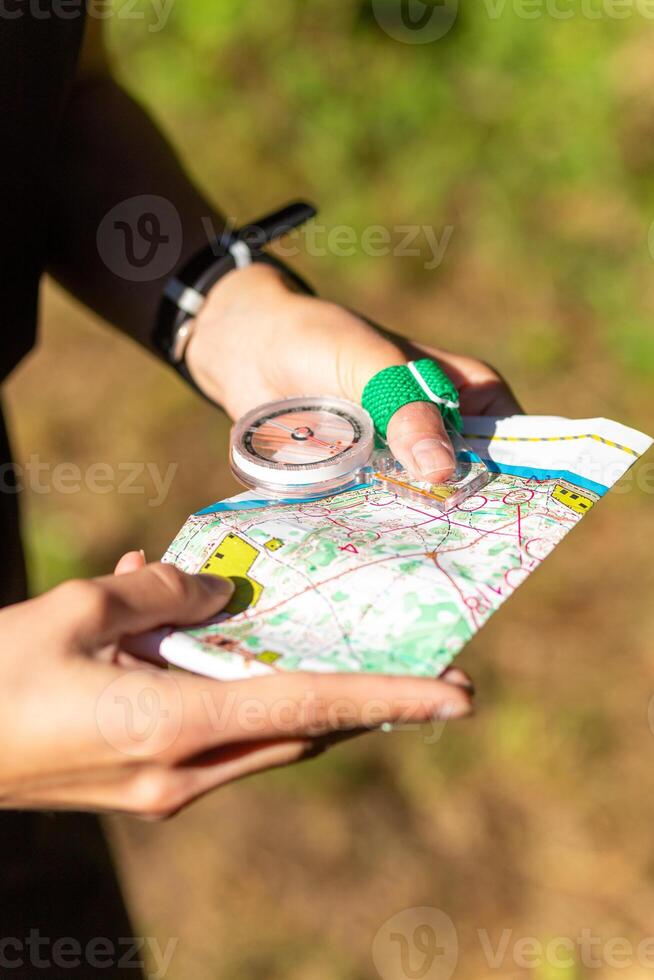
[303,740,328,760]
[440,667,475,694]
[433,699,472,720]
[139,549,146,561]
[197,573,235,596]
[412,438,454,480]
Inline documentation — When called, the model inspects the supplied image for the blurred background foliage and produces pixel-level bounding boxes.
[5,1,654,977]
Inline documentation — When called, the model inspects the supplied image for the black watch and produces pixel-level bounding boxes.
[152,202,317,366]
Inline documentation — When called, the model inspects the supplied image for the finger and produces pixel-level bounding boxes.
[447,365,522,416]
[162,670,474,760]
[473,379,522,416]
[60,563,235,644]
[83,657,474,768]
[440,666,475,694]
[5,729,376,818]
[97,554,170,666]
[1,739,316,817]
[150,738,322,817]
[386,401,456,483]
[406,342,523,416]
[338,327,458,481]
[114,550,146,575]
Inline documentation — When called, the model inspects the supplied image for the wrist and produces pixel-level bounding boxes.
[204,260,296,318]
[152,201,317,369]
[184,263,300,398]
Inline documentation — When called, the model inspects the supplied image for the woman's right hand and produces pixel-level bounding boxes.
[0,562,473,819]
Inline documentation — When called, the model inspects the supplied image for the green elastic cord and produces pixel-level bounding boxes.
[362,358,463,438]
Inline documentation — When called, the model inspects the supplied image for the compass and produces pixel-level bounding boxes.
[230,396,375,498]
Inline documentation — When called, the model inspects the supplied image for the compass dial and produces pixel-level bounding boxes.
[245,407,361,466]
[230,396,375,498]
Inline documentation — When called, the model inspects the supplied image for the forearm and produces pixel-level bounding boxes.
[47,74,224,348]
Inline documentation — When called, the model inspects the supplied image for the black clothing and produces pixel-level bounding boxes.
[0,11,142,975]
[0,11,85,383]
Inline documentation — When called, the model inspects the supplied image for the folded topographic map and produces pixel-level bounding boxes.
[161,416,652,679]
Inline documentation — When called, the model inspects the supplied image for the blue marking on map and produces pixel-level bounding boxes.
[194,461,607,515]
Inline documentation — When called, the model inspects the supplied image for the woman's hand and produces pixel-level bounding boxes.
[0,558,473,818]
[185,263,521,483]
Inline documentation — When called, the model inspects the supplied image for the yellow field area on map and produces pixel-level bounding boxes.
[551,482,595,515]
[201,533,264,614]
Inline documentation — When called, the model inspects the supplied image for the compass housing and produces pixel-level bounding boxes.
[230,396,375,499]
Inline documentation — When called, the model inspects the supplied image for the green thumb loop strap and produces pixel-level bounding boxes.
[361,358,463,439]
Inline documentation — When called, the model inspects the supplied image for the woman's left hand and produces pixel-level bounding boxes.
[185,262,521,483]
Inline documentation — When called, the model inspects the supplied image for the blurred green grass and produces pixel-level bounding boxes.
[5,2,654,977]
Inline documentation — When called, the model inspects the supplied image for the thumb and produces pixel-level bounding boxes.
[340,323,458,483]
[114,550,147,575]
[70,563,234,645]
[386,401,456,483]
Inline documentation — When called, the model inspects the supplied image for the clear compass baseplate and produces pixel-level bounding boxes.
[229,395,490,513]
[364,433,490,512]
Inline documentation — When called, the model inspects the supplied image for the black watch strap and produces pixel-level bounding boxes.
[152,202,317,365]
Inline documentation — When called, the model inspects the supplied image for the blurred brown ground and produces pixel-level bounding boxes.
[5,2,654,977]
